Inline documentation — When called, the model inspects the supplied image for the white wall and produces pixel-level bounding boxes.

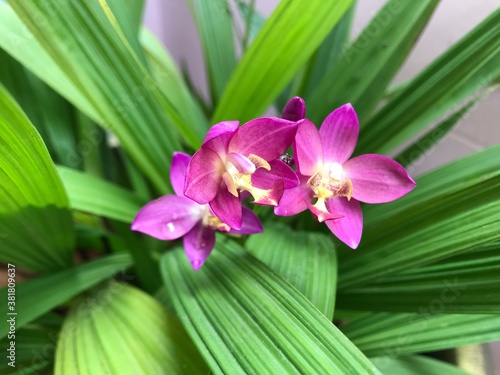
[144,0,499,177]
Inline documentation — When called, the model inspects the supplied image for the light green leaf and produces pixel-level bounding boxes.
[371,356,469,375]
[0,84,74,272]
[357,8,500,154]
[246,223,337,319]
[0,254,132,340]
[55,282,208,375]
[161,241,381,375]
[342,312,500,357]
[187,0,236,104]
[338,145,500,289]
[213,0,353,123]
[309,0,439,124]
[57,166,145,224]
[6,0,190,192]
[338,242,500,314]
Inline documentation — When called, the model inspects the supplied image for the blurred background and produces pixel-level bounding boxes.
[142,1,499,373]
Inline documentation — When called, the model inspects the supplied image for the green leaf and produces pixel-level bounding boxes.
[342,312,500,357]
[357,8,500,154]
[0,254,132,340]
[161,241,381,375]
[338,145,500,289]
[308,0,440,124]
[55,282,208,375]
[140,28,208,147]
[213,0,354,123]
[0,84,74,272]
[57,166,145,224]
[337,242,500,314]
[0,48,79,167]
[371,356,469,375]
[6,0,190,192]
[187,0,236,104]
[245,223,337,319]
[0,312,62,374]
[235,0,265,49]
[298,2,355,100]
[394,98,479,167]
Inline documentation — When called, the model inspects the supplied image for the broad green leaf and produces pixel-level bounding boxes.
[342,312,500,357]
[0,48,78,167]
[187,0,236,104]
[161,242,381,375]
[338,145,500,289]
[357,8,500,154]
[394,98,479,167]
[0,313,62,374]
[337,242,500,313]
[140,28,208,146]
[245,223,337,319]
[213,0,353,123]
[308,0,440,124]
[55,282,208,375]
[7,0,190,192]
[0,84,74,272]
[0,254,132,340]
[57,166,145,224]
[371,356,469,375]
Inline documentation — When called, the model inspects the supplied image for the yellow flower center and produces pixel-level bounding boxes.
[307,162,352,221]
[223,154,279,205]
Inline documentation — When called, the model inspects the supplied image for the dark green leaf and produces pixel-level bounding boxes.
[0,254,132,339]
[308,0,440,124]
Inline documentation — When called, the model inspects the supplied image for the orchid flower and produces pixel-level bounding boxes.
[275,103,416,249]
[184,118,299,230]
[131,152,262,270]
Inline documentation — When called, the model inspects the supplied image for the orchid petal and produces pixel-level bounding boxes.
[292,119,323,176]
[325,197,363,249]
[183,222,216,270]
[252,159,299,190]
[282,96,306,121]
[184,148,224,204]
[226,152,256,174]
[209,182,243,230]
[274,182,312,216]
[319,103,359,164]
[230,206,263,235]
[131,195,202,240]
[251,178,284,206]
[228,117,298,161]
[343,154,417,203]
[170,152,191,196]
[202,121,239,157]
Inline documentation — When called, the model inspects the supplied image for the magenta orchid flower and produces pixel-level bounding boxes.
[184,118,299,230]
[131,152,262,270]
[275,103,416,249]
